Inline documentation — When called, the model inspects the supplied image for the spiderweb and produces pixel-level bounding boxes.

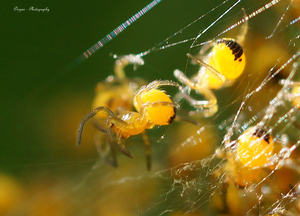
[2,0,300,215]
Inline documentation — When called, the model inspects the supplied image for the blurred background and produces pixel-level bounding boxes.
[1,0,300,215]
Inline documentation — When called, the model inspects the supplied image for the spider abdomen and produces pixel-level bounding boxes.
[114,112,148,138]
[237,127,274,168]
[212,38,246,80]
[136,89,176,125]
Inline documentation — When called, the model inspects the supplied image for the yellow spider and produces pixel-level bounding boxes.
[91,54,146,126]
[78,54,144,166]
[236,126,274,168]
[216,126,274,187]
[211,127,274,215]
[77,79,180,170]
[88,55,147,166]
[213,125,300,215]
[174,10,248,117]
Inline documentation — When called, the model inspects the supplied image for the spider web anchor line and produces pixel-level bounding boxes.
[64,0,162,72]
[217,0,281,39]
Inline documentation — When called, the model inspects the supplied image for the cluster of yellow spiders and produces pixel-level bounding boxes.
[76,13,300,165]
[75,10,300,214]
[77,16,249,169]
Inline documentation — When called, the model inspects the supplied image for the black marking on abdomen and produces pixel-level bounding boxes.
[253,128,271,144]
[168,108,176,124]
[216,39,243,61]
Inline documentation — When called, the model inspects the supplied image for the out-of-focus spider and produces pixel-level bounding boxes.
[174,9,248,117]
[77,54,183,170]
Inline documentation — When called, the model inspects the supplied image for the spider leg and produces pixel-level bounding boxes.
[138,101,179,124]
[106,117,133,158]
[94,131,118,168]
[139,101,179,170]
[91,119,106,133]
[174,69,197,89]
[237,8,248,46]
[77,106,115,146]
[192,86,217,108]
[145,79,180,90]
[174,69,218,117]
[109,145,118,167]
[174,85,191,102]
[94,131,108,157]
[186,53,225,83]
[182,86,218,117]
[106,138,118,168]
[134,80,180,108]
[114,54,144,79]
[141,130,151,170]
